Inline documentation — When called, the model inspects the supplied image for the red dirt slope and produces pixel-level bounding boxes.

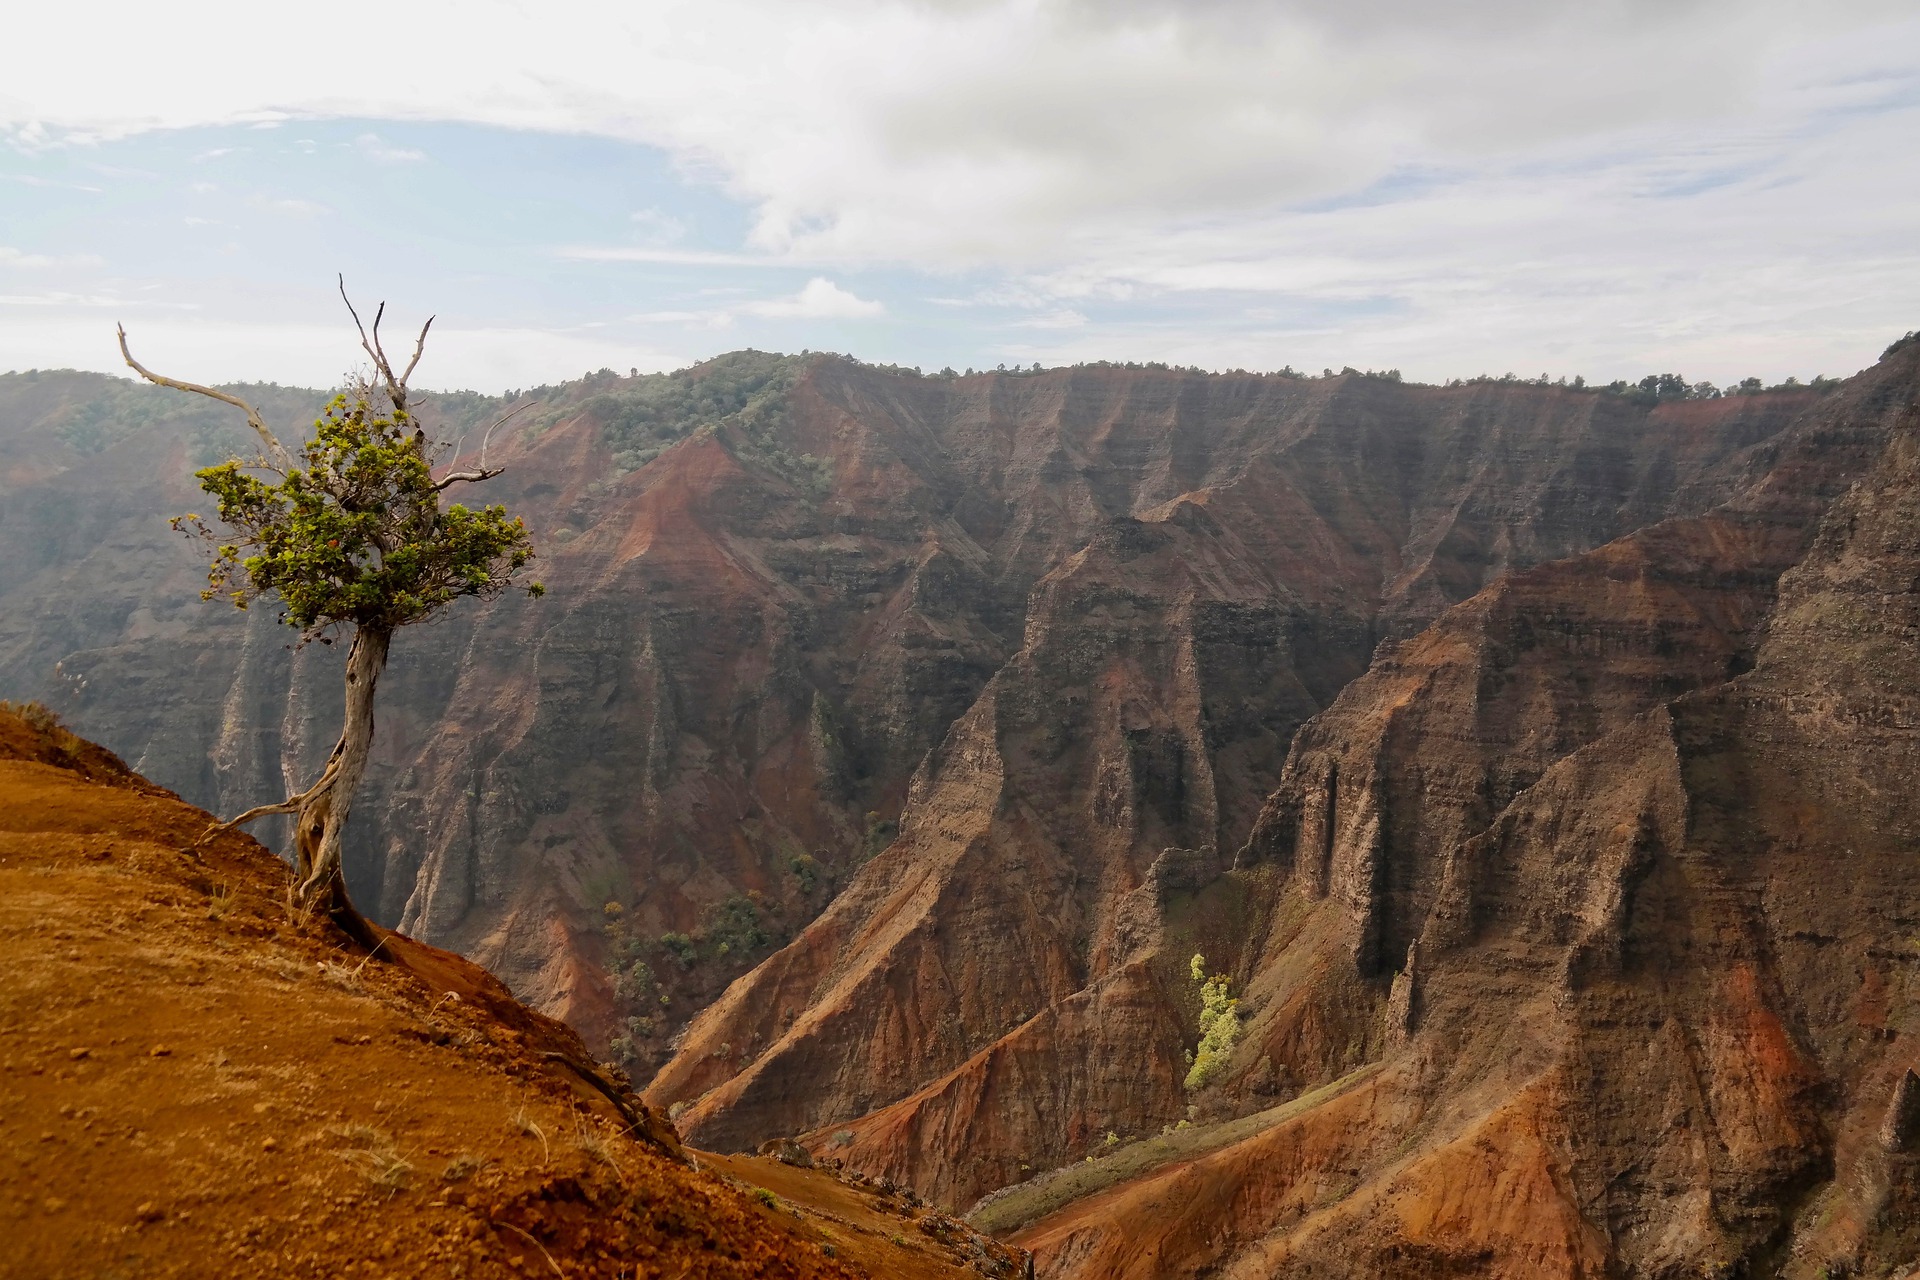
[0,704,1002,1280]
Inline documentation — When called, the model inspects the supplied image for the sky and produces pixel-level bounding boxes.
[3,0,1917,392]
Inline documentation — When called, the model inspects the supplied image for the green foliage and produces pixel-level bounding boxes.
[601,899,665,1069]
[1184,953,1241,1091]
[172,387,539,638]
[862,811,898,861]
[0,373,327,460]
[700,894,771,958]
[1584,371,1841,404]
[788,853,820,895]
[612,956,656,1004]
[550,351,811,478]
[659,931,697,968]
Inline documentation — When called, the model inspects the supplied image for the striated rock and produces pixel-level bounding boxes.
[11,345,1912,1275]
[1884,1071,1920,1154]
[640,369,1851,1213]
[993,341,1920,1276]
[1,361,1798,1079]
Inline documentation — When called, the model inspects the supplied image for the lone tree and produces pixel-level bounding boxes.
[118,281,541,939]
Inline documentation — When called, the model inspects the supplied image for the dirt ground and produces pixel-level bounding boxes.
[0,706,1023,1280]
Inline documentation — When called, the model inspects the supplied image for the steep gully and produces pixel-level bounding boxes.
[2,345,1916,1275]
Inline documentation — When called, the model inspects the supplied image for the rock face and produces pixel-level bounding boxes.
[1,360,1800,1062]
[641,343,1920,1277]
[7,344,1917,1276]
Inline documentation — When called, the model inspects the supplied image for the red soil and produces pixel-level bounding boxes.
[0,705,986,1280]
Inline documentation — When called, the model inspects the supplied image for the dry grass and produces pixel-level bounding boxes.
[319,960,366,993]
[440,1153,486,1183]
[328,1124,413,1197]
[575,1121,625,1177]
[0,701,85,753]
[509,1108,551,1165]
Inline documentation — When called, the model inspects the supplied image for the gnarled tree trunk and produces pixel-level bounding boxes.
[291,626,390,942]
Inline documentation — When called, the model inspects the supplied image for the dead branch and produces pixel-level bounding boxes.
[491,1221,566,1279]
[430,466,504,492]
[431,402,529,490]
[338,274,422,415]
[539,1052,651,1140]
[117,325,293,472]
[196,739,347,842]
[399,315,435,389]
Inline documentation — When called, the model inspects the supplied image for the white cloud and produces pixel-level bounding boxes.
[1014,309,1087,329]
[1,0,1915,383]
[247,194,330,217]
[0,291,193,309]
[5,1,1911,268]
[740,278,885,319]
[354,132,427,164]
[0,247,106,269]
[629,207,686,244]
[4,173,104,192]
[553,245,796,268]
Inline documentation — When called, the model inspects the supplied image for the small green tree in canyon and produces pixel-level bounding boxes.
[1185,953,1242,1090]
[118,283,540,936]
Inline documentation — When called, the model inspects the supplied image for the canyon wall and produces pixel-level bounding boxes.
[7,343,1915,1275]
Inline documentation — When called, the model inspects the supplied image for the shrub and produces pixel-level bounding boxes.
[659,932,697,968]
[1184,953,1241,1090]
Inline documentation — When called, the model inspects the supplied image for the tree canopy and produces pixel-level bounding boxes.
[172,387,540,637]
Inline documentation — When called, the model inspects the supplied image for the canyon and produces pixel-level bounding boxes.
[4,335,1919,1276]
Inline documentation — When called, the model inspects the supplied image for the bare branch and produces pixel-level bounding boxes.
[478,401,532,471]
[118,324,293,471]
[430,401,530,490]
[399,315,435,389]
[338,273,376,366]
[491,1221,566,1280]
[338,274,411,413]
[442,428,470,473]
[195,736,351,844]
[431,467,505,493]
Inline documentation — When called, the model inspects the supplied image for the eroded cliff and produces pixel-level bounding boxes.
[646,343,1920,1278]
[6,345,1909,1276]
